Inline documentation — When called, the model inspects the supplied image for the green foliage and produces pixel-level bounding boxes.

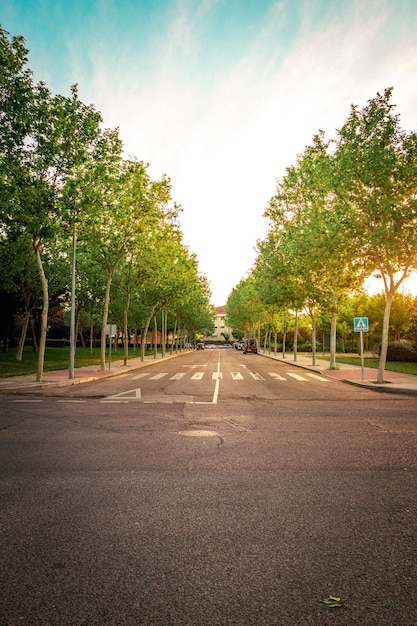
[0,25,213,371]
[379,341,417,362]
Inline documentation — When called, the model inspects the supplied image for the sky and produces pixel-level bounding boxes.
[2,0,417,305]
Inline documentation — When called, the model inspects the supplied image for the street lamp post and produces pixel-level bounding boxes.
[69,225,76,379]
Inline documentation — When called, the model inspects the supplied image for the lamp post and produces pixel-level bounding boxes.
[69,224,76,379]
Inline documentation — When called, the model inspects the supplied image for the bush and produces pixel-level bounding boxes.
[379,341,417,362]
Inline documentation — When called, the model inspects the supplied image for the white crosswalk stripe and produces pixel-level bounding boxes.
[191,372,205,380]
[250,372,265,380]
[306,373,326,381]
[287,372,308,381]
[269,373,287,380]
[128,370,330,384]
[170,372,186,380]
[149,372,168,380]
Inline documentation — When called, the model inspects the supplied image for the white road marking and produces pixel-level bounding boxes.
[268,373,287,380]
[250,372,265,380]
[306,373,327,381]
[170,372,186,380]
[212,353,221,404]
[149,372,168,380]
[102,388,142,401]
[231,372,244,380]
[131,372,150,380]
[287,372,308,381]
[191,372,205,380]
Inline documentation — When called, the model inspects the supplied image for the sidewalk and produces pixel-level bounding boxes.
[1,350,417,396]
[260,351,417,396]
[0,351,184,393]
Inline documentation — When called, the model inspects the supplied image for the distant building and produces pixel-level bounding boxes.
[201,305,234,344]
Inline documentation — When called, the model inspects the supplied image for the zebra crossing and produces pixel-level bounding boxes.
[129,369,329,383]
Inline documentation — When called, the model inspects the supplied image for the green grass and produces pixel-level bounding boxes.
[0,346,136,378]
[317,354,417,376]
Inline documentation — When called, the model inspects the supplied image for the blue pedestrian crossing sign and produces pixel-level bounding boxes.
[354,317,368,332]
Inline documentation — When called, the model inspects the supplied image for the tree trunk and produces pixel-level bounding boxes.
[293,310,298,361]
[329,303,337,369]
[141,313,153,361]
[123,291,131,366]
[16,306,31,361]
[171,318,178,355]
[89,315,94,353]
[311,312,316,366]
[377,290,394,383]
[30,315,39,352]
[34,242,48,382]
[100,271,114,371]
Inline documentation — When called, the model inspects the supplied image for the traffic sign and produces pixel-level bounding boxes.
[354,317,368,332]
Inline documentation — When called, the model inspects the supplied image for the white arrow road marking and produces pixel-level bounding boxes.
[232,372,244,380]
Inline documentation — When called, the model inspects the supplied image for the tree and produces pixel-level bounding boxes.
[1,27,105,379]
[334,88,417,381]
[263,134,366,367]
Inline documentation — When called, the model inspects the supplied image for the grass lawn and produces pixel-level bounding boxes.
[317,354,417,376]
[0,346,138,378]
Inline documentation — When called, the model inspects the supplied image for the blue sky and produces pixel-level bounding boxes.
[2,0,417,304]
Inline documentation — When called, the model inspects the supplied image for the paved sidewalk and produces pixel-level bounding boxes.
[0,351,184,393]
[260,350,417,396]
[1,349,417,396]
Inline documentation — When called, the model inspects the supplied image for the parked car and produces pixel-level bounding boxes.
[234,342,244,350]
[243,338,258,354]
[196,342,205,350]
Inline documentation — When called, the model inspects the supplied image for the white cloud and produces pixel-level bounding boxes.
[68,0,417,303]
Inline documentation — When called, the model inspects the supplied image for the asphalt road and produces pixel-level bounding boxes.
[1,350,417,625]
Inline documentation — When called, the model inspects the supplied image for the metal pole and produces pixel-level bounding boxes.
[69,225,76,379]
[109,332,112,370]
[360,331,365,381]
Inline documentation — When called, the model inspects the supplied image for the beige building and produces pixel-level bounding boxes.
[201,305,234,344]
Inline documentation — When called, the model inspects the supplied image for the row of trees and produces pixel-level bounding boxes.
[227,280,417,352]
[226,89,417,382]
[0,27,214,380]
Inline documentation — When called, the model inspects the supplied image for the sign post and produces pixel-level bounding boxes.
[106,324,117,370]
[354,317,369,381]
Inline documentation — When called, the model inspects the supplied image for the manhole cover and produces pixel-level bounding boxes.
[178,429,218,437]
